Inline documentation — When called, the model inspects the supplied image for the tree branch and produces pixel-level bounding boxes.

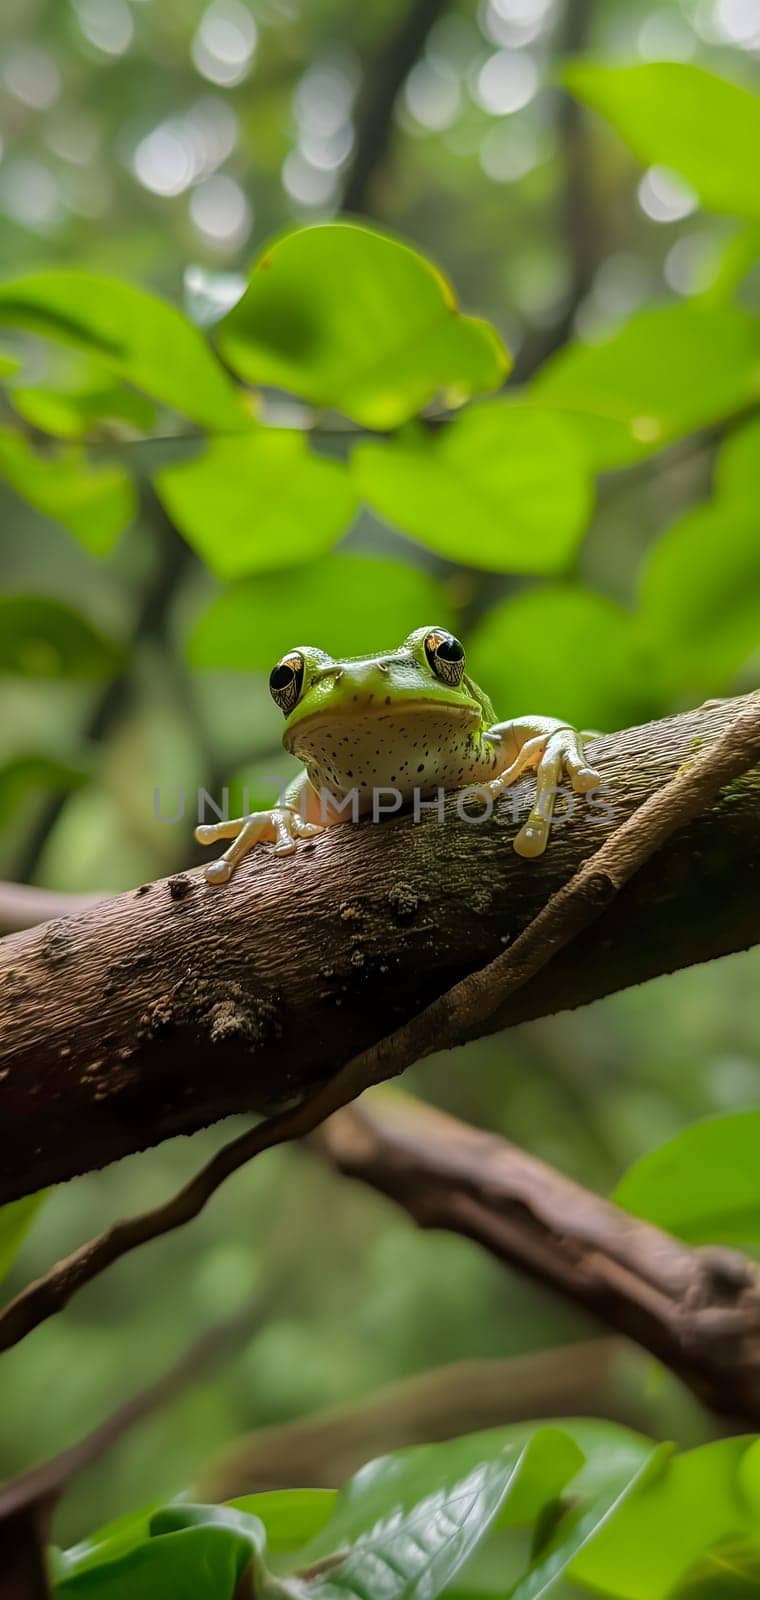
[0,694,758,1208]
[201,1340,643,1500]
[0,692,757,1353]
[510,0,600,382]
[0,1279,274,1591]
[10,485,191,885]
[315,1092,760,1426]
[342,0,451,214]
[0,882,104,937]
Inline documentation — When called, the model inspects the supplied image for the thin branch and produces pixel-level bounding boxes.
[342,0,451,215]
[12,485,190,884]
[0,1280,273,1525]
[202,1340,645,1500]
[316,1092,760,1425]
[1,693,757,1354]
[509,0,599,383]
[0,882,104,937]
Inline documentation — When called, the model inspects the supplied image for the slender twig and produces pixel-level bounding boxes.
[0,882,104,937]
[510,0,599,383]
[0,1281,273,1524]
[1,693,757,1354]
[202,1340,640,1501]
[342,0,452,214]
[12,485,191,884]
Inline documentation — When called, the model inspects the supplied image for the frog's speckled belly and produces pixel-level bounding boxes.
[289,708,500,813]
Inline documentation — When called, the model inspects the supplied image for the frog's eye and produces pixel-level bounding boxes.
[269,652,304,714]
[424,630,466,686]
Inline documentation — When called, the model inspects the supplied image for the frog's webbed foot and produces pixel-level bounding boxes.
[487,723,601,860]
[195,807,324,885]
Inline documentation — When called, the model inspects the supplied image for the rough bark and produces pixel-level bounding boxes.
[0,693,758,1205]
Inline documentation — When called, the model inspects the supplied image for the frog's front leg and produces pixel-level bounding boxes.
[195,769,323,885]
[484,717,601,859]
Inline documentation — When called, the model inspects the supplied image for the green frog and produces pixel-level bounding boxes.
[197,626,601,884]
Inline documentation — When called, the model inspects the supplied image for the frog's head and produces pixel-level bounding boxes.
[269,627,495,803]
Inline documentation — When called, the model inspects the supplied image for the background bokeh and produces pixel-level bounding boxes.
[0,0,758,1547]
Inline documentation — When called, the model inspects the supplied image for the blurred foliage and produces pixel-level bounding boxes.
[49,1428,760,1600]
[0,0,759,1569]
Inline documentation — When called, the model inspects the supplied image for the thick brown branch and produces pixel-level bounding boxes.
[1,694,757,1353]
[317,1094,760,1426]
[0,694,758,1207]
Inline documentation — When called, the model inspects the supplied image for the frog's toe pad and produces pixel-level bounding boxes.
[205,858,234,884]
[514,816,550,858]
[273,837,299,857]
[196,823,223,844]
[572,765,601,793]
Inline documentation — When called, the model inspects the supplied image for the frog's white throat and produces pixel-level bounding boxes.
[285,702,490,809]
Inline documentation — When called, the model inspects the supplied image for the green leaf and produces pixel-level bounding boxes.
[0,597,121,679]
[56,1506,160,1581]
[187,553,452,670]
[510,1443,668,1600]
[55,1525,257,1599]
[0,351,21,377]
[638,502,760,696]
[149,1502,267,1551]
[228,1490,337,1554]
[531,304,760,469]
[57,1503,270,1597]
[302,1431,583,1600]
[671,1540,760,1598]
[0,753,90,829]
[0,429,136,554]
[0,272,246,431]
[569,1439,759,1600]
[469,585,655,732]
[564,62,760,223]
[0,1192,48,1287]
[299,1428,582,1565]
[638,418,760,695]
[10,380,156,442]
[154,429,357,579]
[614,1112,760,1244]
[351,406,592,575]
[716,414,760,502]
[217,222,509,428]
